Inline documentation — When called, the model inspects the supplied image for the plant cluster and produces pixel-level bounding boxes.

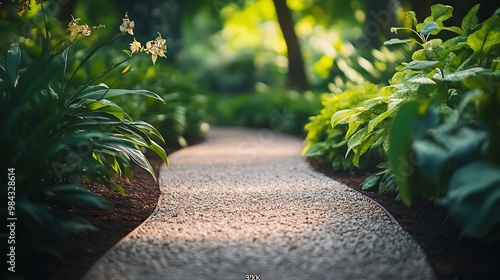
[114,66,210,147]
[49,38,210,148]
[0,1,169,277]
[303,41,410,171]
[304,4,500,240]
[207,86,322,135]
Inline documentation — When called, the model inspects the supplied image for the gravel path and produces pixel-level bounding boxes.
[84,127,434,280]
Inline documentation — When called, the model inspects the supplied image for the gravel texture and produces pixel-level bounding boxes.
[84,127,434,280]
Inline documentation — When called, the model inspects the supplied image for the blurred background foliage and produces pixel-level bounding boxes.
[1,0,495,168]
[2,0,493,139]
[0,0,386,136]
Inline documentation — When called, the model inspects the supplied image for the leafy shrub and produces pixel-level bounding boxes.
[303,35,410,171]
[303,83,381,171]
[386,3,499,203]
[327,44,410,93]
[305,3,500,239]
[207,86,321,135]
[0,2,168,277]
[112,64,210,147]
[387,3,500,237]
[56,29,209,147]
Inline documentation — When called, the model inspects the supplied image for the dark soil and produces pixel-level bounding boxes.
[309,159,500,280]
[44,150,167,280]
[43,150,500,280]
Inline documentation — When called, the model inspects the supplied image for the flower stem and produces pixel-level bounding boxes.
[39,1,51,55]
[63,34,121,97]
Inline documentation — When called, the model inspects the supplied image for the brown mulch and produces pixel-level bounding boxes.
[44,150,167,280]
[43,150,499,280]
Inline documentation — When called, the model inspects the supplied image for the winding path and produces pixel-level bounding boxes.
[84,127,433,280]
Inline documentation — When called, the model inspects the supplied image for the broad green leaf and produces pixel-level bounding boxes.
[6,43,20,86]
[408,77,436,85]
[345,112,365,139]
[345,126,368,161]
[441,161,500,238]
[411,105,440,138]
[78,88,164,102]
[109,181,126,195]
[430,4,454,23]
[116,124,153,146]
[442,26,463,35]
[354,129,385,166]
[362,173,382,191]
[466,15,500,53]
[77,83,109,94]
[133,120,166,143]
[122,49,132,57]
[457,89,485,113]
[411,49,428,61]
[58,215,99,233]
[121,64,132,74]
[383,38,415,46]
[420,21,439,35]
[455,52,479,72]
[445,125,489,171]
[388,99,404,110]
[380,86,396,97]
[93,150,118,174]
[368,108,395,133]
[416,4,454,35]
[18,195,95,243]
[405,11,418,27]
[461,4,480,33]
[46,185,109,209]
[404,60,440,70]
[440,38,467,59]
[379,170,397,193]
[388,100,425,206]
[412,140,449,187]
[443,67,493,82]
[303,142,328,157]
[48,131,108,155]
[362,97,386,109]
[331,108,361,128]
[84,99,131,120]
[119,145,157,182]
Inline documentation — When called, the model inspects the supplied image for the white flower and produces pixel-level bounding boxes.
[67,15,92,37]
[119,12,135,35]
[129,38,142,54]
[145,33,167,65]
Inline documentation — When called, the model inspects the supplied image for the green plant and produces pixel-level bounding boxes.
[112,64,210,147]
[302,25,410,172]
[207,86,322,135]
[304,3,500,239]
[303,83,380,170]
[0,2,168,277]
[386,4,499,193]
[386,4,500,239]
[303,51,410,172]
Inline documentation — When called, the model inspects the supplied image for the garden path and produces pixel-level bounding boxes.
[84,127,434,280]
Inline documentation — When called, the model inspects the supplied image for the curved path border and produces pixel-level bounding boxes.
[84,127,434,280]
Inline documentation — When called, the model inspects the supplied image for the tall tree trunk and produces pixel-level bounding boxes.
[272,0,309,90]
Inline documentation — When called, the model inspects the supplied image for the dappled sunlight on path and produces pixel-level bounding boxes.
[84,127,433,280]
